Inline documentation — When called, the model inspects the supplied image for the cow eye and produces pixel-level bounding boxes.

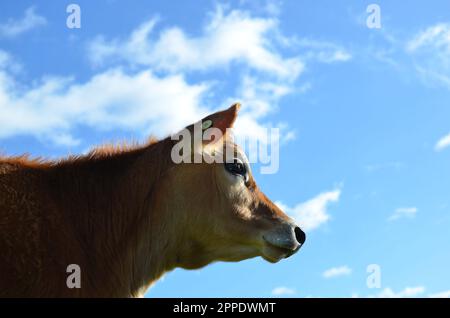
[224,158,247,178]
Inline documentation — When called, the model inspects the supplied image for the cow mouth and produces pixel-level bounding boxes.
[261,239,300,263]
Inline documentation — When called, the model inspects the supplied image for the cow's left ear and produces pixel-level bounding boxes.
[201,103,240,145]
[203,103,240,132]
[172,103,240,158]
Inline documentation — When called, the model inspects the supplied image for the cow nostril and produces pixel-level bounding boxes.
[294,226,306,245]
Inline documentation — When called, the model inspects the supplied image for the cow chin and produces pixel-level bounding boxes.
[260,243,293,263]
[177,244,260,270]
[214,245,261,264]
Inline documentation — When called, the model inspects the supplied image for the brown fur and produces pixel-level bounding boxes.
[0,137,174,297]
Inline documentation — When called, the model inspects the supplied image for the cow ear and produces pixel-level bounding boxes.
[201,103,240,145]
[171,103,241,159]
[204,103,240,133]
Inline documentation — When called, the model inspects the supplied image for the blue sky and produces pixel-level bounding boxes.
[1,1,450,298]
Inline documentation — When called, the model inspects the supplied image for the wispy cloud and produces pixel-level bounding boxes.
[271,286,296,296]
[429,290,450,298]
[322,266,352,279]
[406,23,450,88]
[277,188,341,232]
[0,49,22,73]
[406,23,450,53]
[373,286,425,298]
[364,286,450,298]
[388,207,418,221]
[349,21,450,91]
[296,38,352,64]
[0,7,46,38]
[435,133,450,152]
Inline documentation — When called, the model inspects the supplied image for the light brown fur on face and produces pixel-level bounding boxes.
[0,104,305,297]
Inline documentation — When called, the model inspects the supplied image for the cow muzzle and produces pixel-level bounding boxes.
[261,222,306,263]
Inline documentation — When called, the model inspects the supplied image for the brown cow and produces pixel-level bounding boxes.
[0,104,305,297]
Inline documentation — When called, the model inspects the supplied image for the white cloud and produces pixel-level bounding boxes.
[429,290,450,298]
[296,38,352,63]
[435,133,450,152]
[88,6,303,80]
[374,286,425,298]
[388,207,418,221]
[322,50,352,63]
[271,286,296,296]
[0,7,46,38]
[366,286,450,298]
[406,23,450,53]
[401,24,450,155]
[0,50,22,74]
[0,67,209,146]
[277,188,341,232]
[322,266,352,279]
[229,74,297,143]
[406,23,450,88]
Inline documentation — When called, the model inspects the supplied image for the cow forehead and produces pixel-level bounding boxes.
[221,142,249,163]
[201,141,251,169]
